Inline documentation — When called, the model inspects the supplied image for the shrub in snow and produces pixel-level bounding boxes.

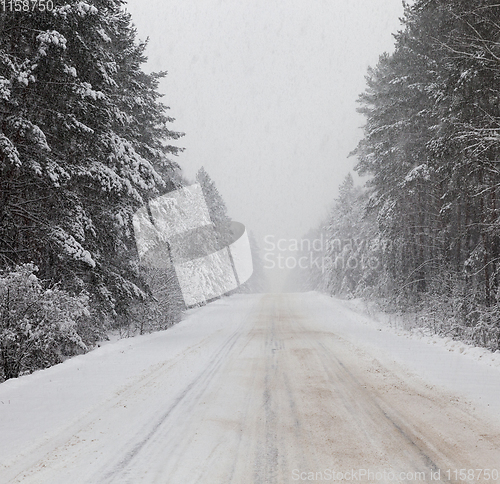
[394,269,500,352]
[0,264,90,381]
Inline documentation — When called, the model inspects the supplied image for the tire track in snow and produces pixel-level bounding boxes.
[316,339,447,478]
[293,295,499,482]
[97,319,247,483]
[4,294,500,484]
[4,333,218,484]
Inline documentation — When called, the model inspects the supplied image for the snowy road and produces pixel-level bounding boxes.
[1,294,500,483]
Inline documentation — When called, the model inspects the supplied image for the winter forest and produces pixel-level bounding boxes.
[300,0,500,353]
[0,0,263,381]
[2,0,500,383]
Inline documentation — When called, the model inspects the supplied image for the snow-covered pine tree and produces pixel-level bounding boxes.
[298,174,378,298]
[195,167,232,248]
[0,1,182,324]
[353,0,500,349]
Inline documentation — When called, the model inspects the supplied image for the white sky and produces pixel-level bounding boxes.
[124,0,405,258]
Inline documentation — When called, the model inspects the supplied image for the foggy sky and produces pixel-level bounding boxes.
[124,0,405,270]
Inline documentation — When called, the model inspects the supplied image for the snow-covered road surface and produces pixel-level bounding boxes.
[1,293,499,483]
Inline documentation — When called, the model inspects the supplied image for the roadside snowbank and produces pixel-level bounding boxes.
[339,296,500,370]
[304,292,500,420]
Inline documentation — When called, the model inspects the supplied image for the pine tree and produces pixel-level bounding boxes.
[195,167,232,247]
[322,174,380,297]
[0,1,182,323]
[352,0,500,348]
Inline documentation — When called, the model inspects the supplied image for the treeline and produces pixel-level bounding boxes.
[306,0,500,351]
[0,1,252,381]
[0,0,183,380]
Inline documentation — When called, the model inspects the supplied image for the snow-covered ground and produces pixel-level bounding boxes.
[0,296,253,478]
[324,294,500,415]
[339,296,500,371]
[0,293,499,483]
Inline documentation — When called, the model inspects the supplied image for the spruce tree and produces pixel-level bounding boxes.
[0,1,182,322]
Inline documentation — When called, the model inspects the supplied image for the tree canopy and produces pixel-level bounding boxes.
[0,1,183,322]
[304,0,500,351]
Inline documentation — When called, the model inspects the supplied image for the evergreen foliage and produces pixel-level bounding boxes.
[0,1,182,322]
[0,1,184,378]
[309,1,500,351]
[323,174,381,297]
[195,167,232,248]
